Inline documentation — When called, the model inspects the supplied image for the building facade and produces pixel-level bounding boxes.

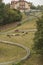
[10,0,31,12]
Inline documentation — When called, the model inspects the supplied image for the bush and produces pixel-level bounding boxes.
[0,2,22,26]
[33,14,43,55]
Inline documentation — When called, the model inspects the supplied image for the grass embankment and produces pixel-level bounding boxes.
[0,43,26,63]
[0,12,42,65]
[0,13,27,33]
[0,19,36,65]
[0,12,41,33]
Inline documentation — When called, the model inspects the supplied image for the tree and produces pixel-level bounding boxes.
[36,5,43,10]
[3,8,22,24]
[30,4,36,9]
[0,1,5,25]
[33,14,43,56]
[0,1,22,26]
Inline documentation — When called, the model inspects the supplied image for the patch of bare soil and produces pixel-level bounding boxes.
[0,22,19,31]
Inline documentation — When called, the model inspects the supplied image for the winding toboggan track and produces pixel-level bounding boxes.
[0,39,30,65]
[0,29,37,65]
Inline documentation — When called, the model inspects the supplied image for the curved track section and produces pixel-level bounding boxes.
[0,40,30,65]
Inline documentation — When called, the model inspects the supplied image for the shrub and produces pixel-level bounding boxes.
[0,2,22,26]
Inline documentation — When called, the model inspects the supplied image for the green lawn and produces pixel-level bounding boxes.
[0,12,43,65]
[0,43,26,63]
[0,19,36,65]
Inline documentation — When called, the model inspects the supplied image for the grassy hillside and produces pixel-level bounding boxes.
[0,43,26,63]
[0,12,43,65]
[0,19,36,65]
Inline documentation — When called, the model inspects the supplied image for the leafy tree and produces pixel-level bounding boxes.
[36,5,43,10]
[0,2,5,25]
[0,1,22,26]
[33,14,43,56]
[30,4,36,9]
[5,3,10,9]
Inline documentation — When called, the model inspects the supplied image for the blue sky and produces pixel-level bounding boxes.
[3,0,43,6]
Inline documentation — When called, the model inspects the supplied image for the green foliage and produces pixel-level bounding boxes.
[12,63,22,65]
[30,4,36,9]
[33,14,43,55]
[30,4,43,11]
[0,3,5,25]
[36,5,43,10]
[0,2,22,26]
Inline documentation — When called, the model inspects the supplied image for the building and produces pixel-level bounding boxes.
[10,0,31,12]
